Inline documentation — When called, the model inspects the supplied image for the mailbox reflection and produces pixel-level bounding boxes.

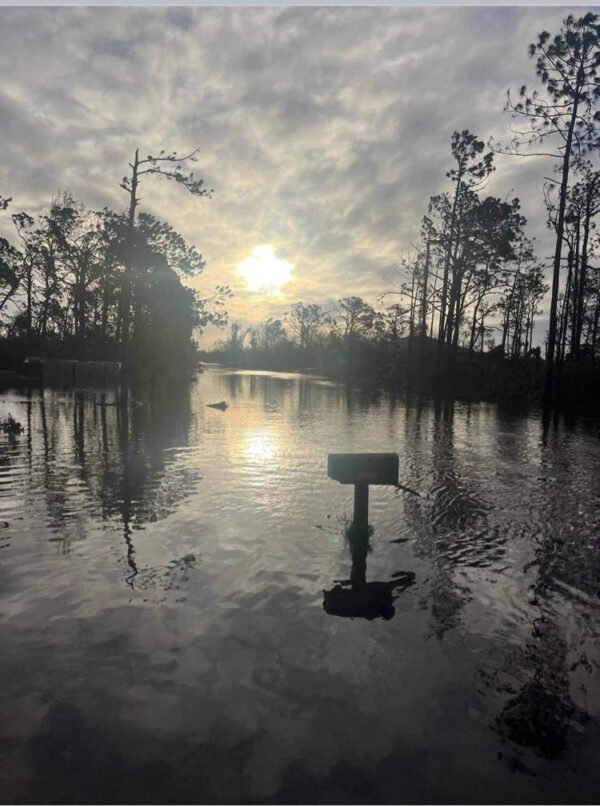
[323,524,415,621]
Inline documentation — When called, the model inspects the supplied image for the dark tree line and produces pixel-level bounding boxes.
[495,11,600,402]
[213,11,600,413]
[394,131,546,362]
[213,129,549,397]
[547,161,600,363]
[4,11,600,409]
[0,150,230,378]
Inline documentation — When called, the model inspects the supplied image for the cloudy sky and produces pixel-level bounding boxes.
[0,5,593,346]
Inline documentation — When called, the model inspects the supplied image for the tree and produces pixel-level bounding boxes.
[10,211,37,338]
[251,318,287,351]
[49,194,106,343]
[285,302,329,350]
[382,302,408,342]
[427,189,526,354]
[561,163,600,357]
[7,197,110,348]
[128,249,202,372]
[0,237,21,318]
[0,189,19,318]
[498,247,548,359]
[454,196,526,350]
[217,321,250,361]
[0,192,228,375]
[336,296,376,340]
[438,130,495,346]
[118,147,213,364]
[497,12,600,400]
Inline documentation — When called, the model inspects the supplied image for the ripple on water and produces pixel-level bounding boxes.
[1,375,600,803]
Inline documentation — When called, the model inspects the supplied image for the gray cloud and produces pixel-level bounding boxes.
[0,5,591,346]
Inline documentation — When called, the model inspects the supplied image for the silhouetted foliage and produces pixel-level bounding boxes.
[4,12,600,411]
[0,190,230,380]
[285,302,330,350]
[495,12,600,402]
[202,106,600,413]
[117,147,216,368]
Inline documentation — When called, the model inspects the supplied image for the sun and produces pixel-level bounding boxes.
[238,245,292,294]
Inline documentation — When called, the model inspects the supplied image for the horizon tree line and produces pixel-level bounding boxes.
[216,10,600,408]
[2,11,600,405]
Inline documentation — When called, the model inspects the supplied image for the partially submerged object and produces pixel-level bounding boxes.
[327,452,399,530]
[0,414,24,436]
[206,400,229,411]
[327,453,399,486]
[323,452,413,620]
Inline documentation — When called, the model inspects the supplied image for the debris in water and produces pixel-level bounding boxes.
[0,414,24,436]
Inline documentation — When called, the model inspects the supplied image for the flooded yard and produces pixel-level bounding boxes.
[1,367,599,803]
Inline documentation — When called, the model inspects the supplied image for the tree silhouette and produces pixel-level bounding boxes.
[438,130,495,346]
[285,302,329,350]
[495,12,600,401]
[335,296,376,340]
[118,148,213,365]
[0,193,226,375]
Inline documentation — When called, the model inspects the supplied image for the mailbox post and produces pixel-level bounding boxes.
[327,453,399,531]
[354,484,369,532]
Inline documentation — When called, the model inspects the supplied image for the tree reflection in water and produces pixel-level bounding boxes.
[485,413,596,772]
[11,382,202,592]
[1,369,599,803]
[405,396,497,638]
[495,615,587,762]
[491,422,591,766]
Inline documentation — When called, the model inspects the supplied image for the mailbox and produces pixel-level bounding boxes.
[327,453,399,486]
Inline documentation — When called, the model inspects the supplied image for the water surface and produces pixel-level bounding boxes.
[1,368,599,803]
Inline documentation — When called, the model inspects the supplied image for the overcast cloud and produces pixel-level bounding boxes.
[0,6,593,345]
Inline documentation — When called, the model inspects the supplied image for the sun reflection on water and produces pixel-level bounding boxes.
[240,428,279,464]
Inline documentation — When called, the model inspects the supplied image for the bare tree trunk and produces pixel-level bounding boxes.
[25,260,33,339]
[559,249,573,364]
[468,303,478,353]
[501,310,510,355]
[528,308,535,355]
[569,216,581,358]
[429,258,439,339]
[574,193,593,357]
[445,270,459,346]
[544,84,580,405]
[438,179,462,345]
[591,292,600,355]
[420,238,431,359]
[120,148,140,366]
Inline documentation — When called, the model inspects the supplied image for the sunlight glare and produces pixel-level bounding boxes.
[242,429,278,463]
[238,245,292,293]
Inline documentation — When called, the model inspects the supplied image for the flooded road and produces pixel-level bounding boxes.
[1,367,599,803]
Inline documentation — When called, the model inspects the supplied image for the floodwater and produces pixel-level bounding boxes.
[1,367,599,804]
